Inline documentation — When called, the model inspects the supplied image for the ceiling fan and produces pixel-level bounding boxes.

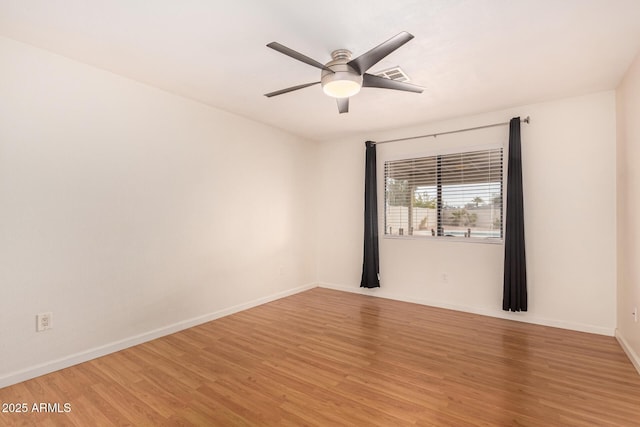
[264,31,423,114]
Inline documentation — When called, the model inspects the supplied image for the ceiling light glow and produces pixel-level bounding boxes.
[322,79,361,98]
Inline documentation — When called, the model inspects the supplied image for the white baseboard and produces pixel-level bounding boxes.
[0,283,317,389]
[616,330,640,375]
[319,282,615,336]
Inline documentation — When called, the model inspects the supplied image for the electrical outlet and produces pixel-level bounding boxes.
[634,307,638,323]
[36,312,52,332]
[440,273,448,284]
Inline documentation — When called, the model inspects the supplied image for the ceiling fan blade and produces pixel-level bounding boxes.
[362,73,423,93]
[264,81,320,97]
[347,32,414,75]
[337,98,349,114]
[267,42,334,73]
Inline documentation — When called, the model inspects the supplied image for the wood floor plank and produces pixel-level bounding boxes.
[1,287,640,426]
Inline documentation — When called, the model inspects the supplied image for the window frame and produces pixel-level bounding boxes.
[381,143,505,244]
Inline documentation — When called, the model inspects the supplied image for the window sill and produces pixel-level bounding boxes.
[383,235,504,245]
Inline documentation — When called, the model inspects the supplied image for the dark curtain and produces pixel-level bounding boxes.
[361,141,380,288]
[503,117,527,311]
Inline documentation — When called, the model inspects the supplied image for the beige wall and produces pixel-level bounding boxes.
[317,91,617,335]
[0,36,318,386]
[616,51,640,372]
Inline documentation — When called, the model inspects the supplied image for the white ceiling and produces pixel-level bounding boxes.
[1,0,640,141]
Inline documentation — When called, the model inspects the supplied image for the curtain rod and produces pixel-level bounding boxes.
[373,116,530,145]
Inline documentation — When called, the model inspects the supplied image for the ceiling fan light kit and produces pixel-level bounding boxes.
[265,32,423,114]
[321,49,362,98]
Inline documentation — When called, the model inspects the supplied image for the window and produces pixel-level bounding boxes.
[384,147,503,240]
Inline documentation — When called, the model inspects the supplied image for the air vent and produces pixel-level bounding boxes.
[375,66,410,82]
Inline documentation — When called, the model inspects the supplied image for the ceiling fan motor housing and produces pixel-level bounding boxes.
[321,49,363,98]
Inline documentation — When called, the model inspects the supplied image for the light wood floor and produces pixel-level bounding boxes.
[1,288,640,426]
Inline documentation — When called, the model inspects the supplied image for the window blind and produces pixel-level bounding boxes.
[384,147,503,239]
